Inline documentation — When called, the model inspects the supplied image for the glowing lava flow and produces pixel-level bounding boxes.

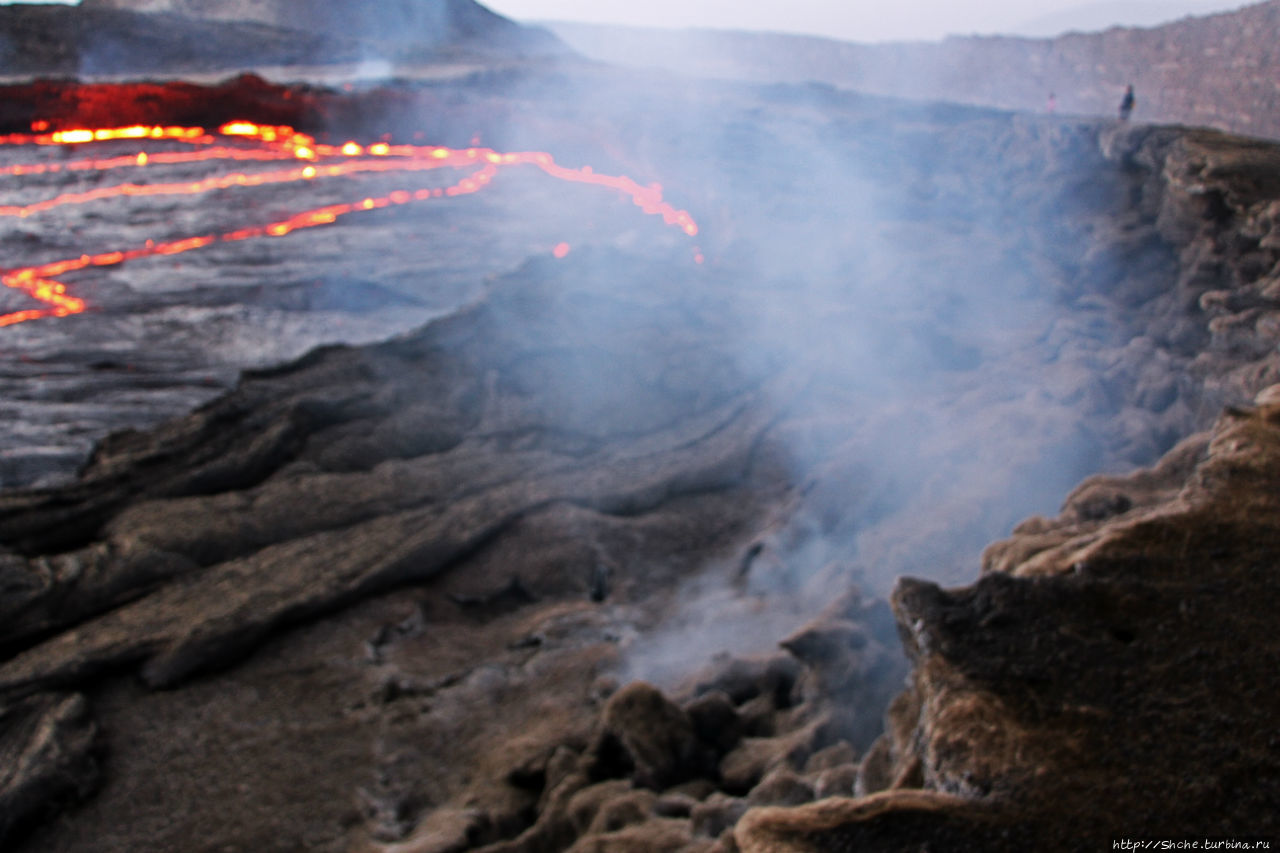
[0,121,699,327]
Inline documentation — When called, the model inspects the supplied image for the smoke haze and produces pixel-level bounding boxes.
[396,67,1199,684]
[482,0,1253,42]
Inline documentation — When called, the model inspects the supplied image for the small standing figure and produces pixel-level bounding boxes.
[1047,92,1057,113]
[1119,85,1135,121]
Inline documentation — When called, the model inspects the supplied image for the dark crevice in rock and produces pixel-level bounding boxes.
[0,693,99,849]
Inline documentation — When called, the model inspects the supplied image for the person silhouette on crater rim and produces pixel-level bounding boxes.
[1119,85,1136,121]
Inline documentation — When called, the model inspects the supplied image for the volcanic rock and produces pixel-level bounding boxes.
[82,0,563,54]
[0,4,368,76]
[595,683,712,790]
[0,0,563,77]
[690,793,750,840]
[734,388,1280,849]
[0,242,785,849]
[745,769,813,808]
[0,74,322,135]
[0,255,776,693]
[0,693,97,843]
[684,690,744,755]
[722,127,1280,848]
[2,61,1280,852]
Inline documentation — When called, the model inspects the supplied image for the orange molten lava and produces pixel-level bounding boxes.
[0,121,700,327]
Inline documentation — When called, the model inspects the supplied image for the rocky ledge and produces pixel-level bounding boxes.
[735,388,1280,850]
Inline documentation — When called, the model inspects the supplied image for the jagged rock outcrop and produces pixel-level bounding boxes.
[734,384,1280,850]
[726,128,1280,853]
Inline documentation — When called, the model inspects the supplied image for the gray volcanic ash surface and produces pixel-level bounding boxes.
[2,61,1280,853]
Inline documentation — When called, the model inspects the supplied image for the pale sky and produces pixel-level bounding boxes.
[0,0,1259,43]
[482,0,1255,42]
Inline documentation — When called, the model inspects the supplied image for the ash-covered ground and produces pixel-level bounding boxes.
[3,64,1279,851]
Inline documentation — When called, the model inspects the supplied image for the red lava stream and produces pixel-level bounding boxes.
[0,121,700,327]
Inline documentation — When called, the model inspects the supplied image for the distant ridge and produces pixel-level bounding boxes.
[1013,0,1249,37]
[79,0,564,55]
[0,0,566,78]
[549,0,1280,141]
[0,5,368,76]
